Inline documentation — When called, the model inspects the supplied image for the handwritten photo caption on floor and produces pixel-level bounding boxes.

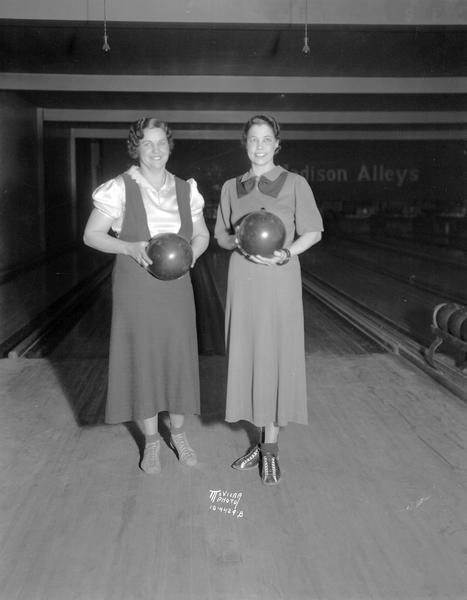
[209,489,244,518]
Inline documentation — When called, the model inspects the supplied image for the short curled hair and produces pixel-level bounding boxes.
[241,114,281,154]
[127,118,174,162]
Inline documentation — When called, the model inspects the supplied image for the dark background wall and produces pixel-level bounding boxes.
[91,137,466,216]
[43,127,74,254]
[0,92,42,273]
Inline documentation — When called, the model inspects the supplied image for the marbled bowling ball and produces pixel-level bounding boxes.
[146,233,193,281]
[237,210,286,258]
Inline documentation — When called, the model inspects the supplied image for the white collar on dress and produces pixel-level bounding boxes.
[127,165,173,192]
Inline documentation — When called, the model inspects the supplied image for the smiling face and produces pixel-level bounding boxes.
[137,127,170,172]
[245,123,279,173]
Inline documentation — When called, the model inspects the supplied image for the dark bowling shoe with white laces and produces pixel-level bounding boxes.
[231,445,260,470]
[261,452,281,485]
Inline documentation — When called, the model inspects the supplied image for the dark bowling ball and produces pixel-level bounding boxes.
[447,307,467,338]
[434,302,460,331]
[146,233,193,281]
[461,316,467,342]
[237,210,286,258]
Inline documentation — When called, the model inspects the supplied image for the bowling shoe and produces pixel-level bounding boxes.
[231,445,260,470]
[141,440,161,474]
[170,431,198,466]
[261,452,281,485]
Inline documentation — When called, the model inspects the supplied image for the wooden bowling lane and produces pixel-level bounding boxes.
[302,245,456,349]
[1,247,467,599]
[320,235,467,305]
[301,236,467,403]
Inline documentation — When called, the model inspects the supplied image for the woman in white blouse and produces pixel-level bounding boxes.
[84,118,210,474]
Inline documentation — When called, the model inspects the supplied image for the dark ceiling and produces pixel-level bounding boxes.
[1,20,466,115]
[2,21,466,76]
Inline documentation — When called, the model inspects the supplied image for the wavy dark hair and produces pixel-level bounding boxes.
[241,114,281,154]
[127,118,174,162]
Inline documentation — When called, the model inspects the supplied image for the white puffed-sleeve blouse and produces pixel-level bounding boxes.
[92,165,204,238]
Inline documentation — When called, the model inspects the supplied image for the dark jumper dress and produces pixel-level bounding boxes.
[105,174,200,424]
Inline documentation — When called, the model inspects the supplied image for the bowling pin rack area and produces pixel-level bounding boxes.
[426,303,467,372]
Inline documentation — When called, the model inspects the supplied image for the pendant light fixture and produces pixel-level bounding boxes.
[302,0,311,55]
[102,0,110,52]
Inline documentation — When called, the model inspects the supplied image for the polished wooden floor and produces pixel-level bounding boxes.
[1,263,467,600]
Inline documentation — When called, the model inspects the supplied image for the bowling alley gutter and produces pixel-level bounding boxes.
[301,274,467,403]
[3,263,111,360]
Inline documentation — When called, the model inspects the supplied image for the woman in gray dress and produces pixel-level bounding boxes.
[84,118,209,474]
[215,114,323,485]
